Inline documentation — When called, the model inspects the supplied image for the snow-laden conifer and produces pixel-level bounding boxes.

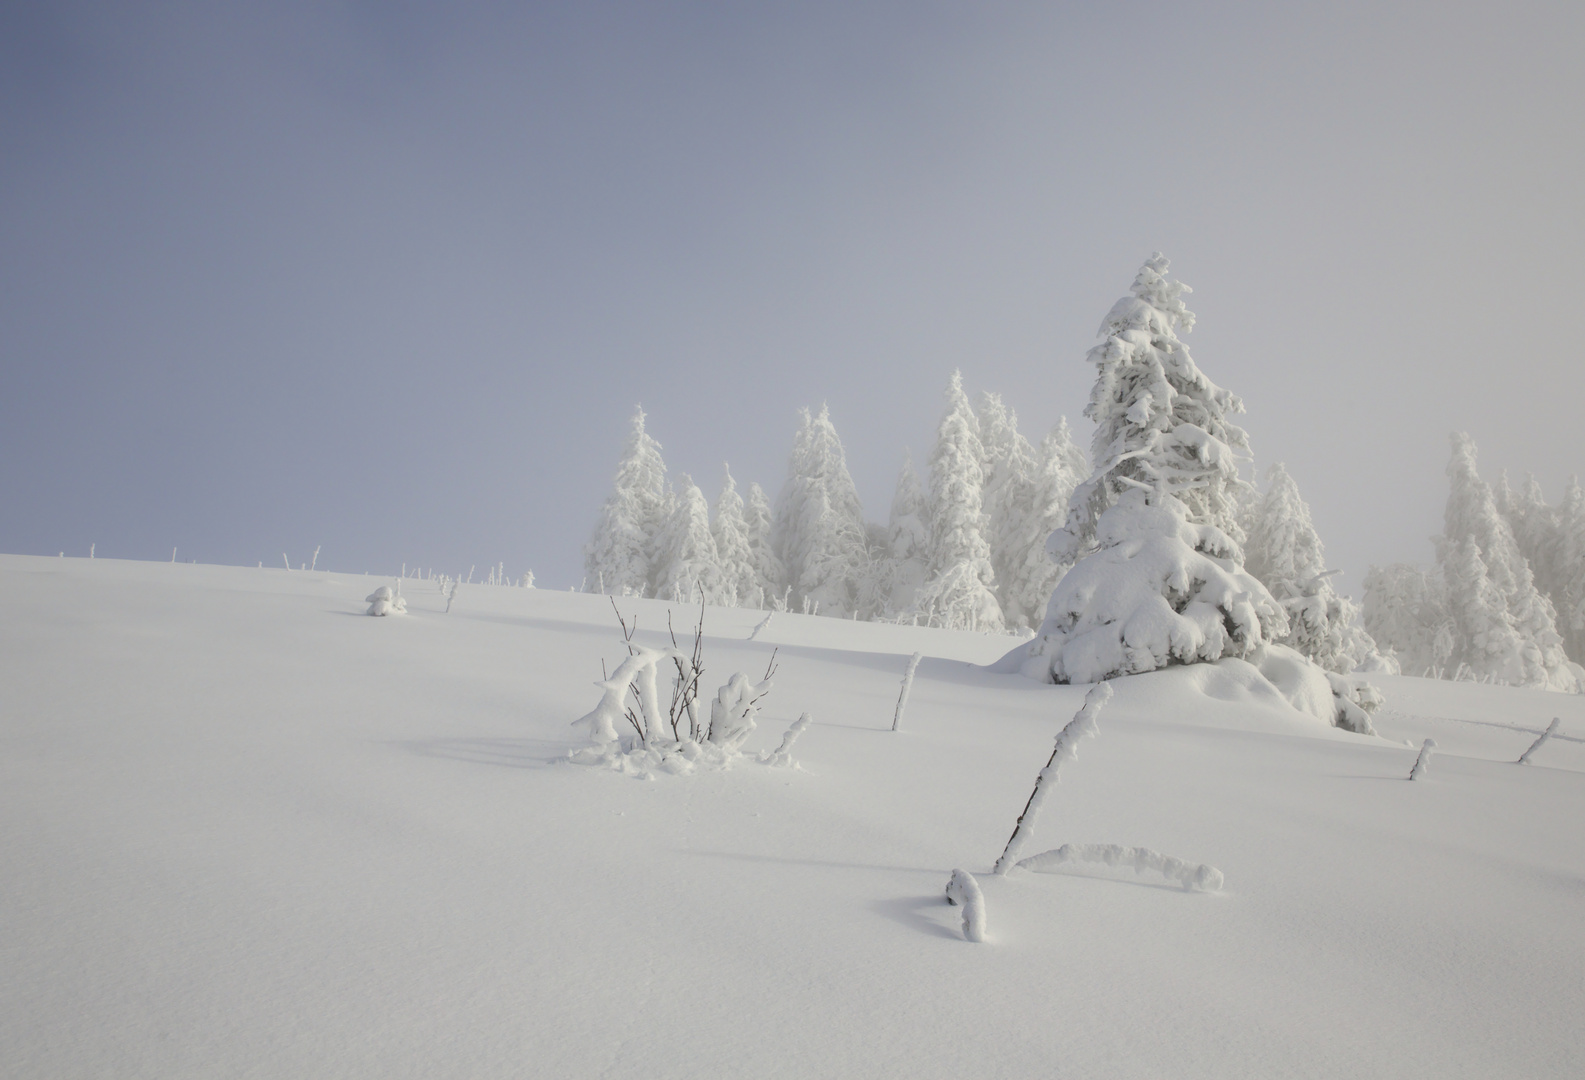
[652,473,729,604]
[711,466,758,607]
[1362,563,1454,676]
[743,482,786,608]
[1050,254,1251,563]
[1002,257,1286,684]
[1245,463,1385,673]
[997,419,1087,631]
[773,406,868,618]
[1437,433,1578,691]
[858,454,930,619]
[978,393,1039,604]
[584,406,670,596]
[1548,478,1585,661]
[910,372,1004,631]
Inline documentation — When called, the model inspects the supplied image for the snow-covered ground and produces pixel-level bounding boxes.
[3,553,1581,1079]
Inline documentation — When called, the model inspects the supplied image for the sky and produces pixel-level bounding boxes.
[3,0,1583,594]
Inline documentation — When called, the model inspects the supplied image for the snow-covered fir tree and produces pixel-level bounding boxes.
[1051,253,1252,563]
[977,393,1037,592]
[651,473,729,604]
[910,371,1004,631]
[1004,256,1289,684]
[1436,433,1578,691]
[856,453,931,619]
[584,405,670,596]
[743,481,786,609]
[1245,463,1386,673]
[1549,477,1585,662]
[1363,563,1453,676]
[711,466,757,607]
[997,419,1087,631]
[1506,473,1560,603]
[773,405,868,617]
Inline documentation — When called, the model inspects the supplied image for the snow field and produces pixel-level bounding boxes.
[3,554,1582,1079]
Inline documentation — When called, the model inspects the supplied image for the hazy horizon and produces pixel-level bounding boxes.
[4,1,1583,595]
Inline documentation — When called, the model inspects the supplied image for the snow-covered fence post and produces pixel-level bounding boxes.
[1408,738,1437,780]
[1518,718,1560,765]
[891,652,922,732]
[993,682,1113,875]
[944,869,987,943]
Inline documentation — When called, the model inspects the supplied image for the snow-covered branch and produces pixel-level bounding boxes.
[1015,844,1223,892]
[993,682,1112,874]
[944,869,987,942]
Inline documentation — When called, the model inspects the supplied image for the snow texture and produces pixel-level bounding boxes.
[944,869,987,943]
[994,682,1112,874]
[1016,844,1224,892]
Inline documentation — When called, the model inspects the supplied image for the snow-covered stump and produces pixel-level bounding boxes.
[1517,718,1560,765]
[1015,844,1223,892]
[993,682,1112,875]
[365,585,407,616]
[761,712,811,768]
[891,652,922,732]
[1409,738,1437,780]
[944,869,987,943]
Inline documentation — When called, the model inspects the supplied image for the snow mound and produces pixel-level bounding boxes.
[365,585,407,616]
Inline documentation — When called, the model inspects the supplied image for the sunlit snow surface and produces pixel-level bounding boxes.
[3,554,1581,1079]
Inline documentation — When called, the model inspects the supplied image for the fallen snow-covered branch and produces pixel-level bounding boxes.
[1016,844,1223,892]
[944,869,987,942]
[761,712,811,768]
[748,612,773,641]
[993,682,1112,874]
[1409,738,1436,780]
[891,652,922,732]
[1517,718,1560,765]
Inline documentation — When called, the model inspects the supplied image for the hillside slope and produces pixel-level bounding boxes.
[3,554,1581,1079]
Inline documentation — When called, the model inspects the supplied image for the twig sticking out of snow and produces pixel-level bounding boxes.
[944,869,987,942]
[762,712,811,768]
[1409,738,1437,780]
[993,682,1113,875]
[310,545,320,572]
[748,612,773,641]
[1016,844,1223,892]
[1517,718,1560,765]
[892,652,922,732]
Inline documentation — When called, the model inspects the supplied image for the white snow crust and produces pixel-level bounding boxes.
[3,554,1583,1080]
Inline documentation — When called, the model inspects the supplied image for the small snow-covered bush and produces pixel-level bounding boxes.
[366,585,407,616]
[1016,844,1223,892]
[944,869,987,943]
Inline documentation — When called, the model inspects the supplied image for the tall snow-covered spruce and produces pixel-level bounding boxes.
[996,255,1288,684]
[1436,433,1579,691]
[711,467,758,607]
[909,371,1005,631]
[773,405,869,618]
[651,473,728,604]
[584,406,670,596]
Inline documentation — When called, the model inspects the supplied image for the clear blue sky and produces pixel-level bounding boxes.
[4,1,1582,591]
